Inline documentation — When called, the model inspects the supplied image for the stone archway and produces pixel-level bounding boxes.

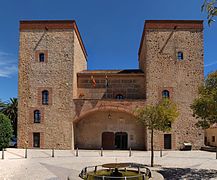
[73,110,147,150]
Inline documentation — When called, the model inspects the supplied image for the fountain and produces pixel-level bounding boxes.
[79,163,151,180]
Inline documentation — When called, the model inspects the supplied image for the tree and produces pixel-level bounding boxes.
[0,113,13,150]
[134,99,179,167]
[0,98,18,137]
[202,0,217,25]
[191,71,217,129]
[0,100,6,110]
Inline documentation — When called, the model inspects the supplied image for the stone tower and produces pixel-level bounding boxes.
[18,21,87,149]
[139,20,204,149]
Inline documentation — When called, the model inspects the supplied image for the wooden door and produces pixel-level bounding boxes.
[33,133,40,148]
[115,132,128,150]
[164,134,172,149]
[102,132,115,150]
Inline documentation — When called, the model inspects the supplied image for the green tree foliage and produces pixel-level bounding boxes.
[202,0,217,25]
[0,98,18,137]
[0,113,13,150]
[0,100,6,109]
[191,71,217,129]
[134,99,179,167]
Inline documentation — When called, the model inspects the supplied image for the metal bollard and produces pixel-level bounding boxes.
[100,147,103,157]
[52,148,54,157]
[76,147,79,157]
[25,148,28,158]
[129,147,132,157]
[160,149,162,157]
[94,166,97,172]
[138,167,140,174]
[2,148,4,159]
[216,147,217,159]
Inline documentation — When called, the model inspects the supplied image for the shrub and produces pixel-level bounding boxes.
[0,113,13,150]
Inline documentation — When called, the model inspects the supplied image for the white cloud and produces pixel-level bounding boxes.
[0,51,17,78]
[204,61,217,67]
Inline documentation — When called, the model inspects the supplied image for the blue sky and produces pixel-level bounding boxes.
[0,0,216,101]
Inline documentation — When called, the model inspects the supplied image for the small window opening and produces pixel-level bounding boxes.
[39,53,45,62]
[116,94,124,100]
[162,90,170,99]
[177,51,183,60]
[167,121,172,128]
[34,110,41,123]
[42,90,49,105]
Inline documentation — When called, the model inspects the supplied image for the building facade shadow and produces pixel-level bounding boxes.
[158,167,217,180]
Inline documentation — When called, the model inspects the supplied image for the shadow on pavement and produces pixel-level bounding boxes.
[6,150,24,158]
[158,167,217,180]
[41,163,80,180]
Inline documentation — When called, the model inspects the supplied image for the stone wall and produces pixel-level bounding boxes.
[18,21,87,149]
[205,128,217,147]
[73,30,87,98]
[139,21,204,150]
[77,72,145,99]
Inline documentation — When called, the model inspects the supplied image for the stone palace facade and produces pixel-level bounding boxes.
[18,20,204,150]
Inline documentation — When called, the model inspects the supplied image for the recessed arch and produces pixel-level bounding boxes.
[73,105,136,123]
[73,107,146,150]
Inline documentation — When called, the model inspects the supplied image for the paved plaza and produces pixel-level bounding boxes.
[0,149,217,180]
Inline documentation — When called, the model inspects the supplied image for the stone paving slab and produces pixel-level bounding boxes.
[0,149,217,180]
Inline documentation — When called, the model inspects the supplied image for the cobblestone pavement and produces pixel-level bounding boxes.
[0,149,217,180]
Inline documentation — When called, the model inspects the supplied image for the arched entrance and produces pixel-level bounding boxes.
[74,110,147,150]
[101,132,128,150]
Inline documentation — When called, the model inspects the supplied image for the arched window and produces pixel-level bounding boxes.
[42,90,49,105]
[116,94,124,100]
[162,90,170,99]
[34,110,41,123]
[177,51,183,60]
[39,53,45,62]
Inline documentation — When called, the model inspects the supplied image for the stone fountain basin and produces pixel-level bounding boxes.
[78,163,151,180]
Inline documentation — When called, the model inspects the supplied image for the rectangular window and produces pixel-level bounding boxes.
[33,133,40,148]
[34,110,41,123]
[212,136,215,142]
[177,51,183,60]
[39,53,45,62]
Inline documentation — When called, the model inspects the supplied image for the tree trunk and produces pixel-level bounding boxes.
[151,129,154,167]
